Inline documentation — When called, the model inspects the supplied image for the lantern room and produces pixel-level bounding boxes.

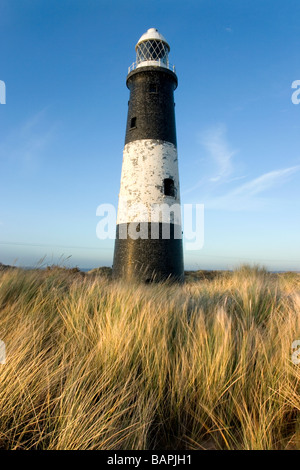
[134,28,172,70]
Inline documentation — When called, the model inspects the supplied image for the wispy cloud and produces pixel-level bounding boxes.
[183,123,300,211]
[201,124,238,182]
[0,107,56,174]
[228,166,300,197]
[206,165,300,211]
[183,124,238,195]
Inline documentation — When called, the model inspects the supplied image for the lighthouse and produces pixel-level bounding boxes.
[112,28,184,283]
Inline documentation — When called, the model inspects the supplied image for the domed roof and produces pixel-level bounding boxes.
[135,28,170,51]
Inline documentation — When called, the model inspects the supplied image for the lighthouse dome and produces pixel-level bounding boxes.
[136,28,170,51]
[135,28,171,70]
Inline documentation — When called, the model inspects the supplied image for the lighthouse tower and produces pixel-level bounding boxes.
[112,28,184,282]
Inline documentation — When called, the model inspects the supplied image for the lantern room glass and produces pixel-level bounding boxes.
[136,40,169,66]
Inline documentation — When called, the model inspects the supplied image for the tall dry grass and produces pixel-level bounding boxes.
[0,265,299,449]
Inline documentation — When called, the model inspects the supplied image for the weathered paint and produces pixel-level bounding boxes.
[117,139,181,225]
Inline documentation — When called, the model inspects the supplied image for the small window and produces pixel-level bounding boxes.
[130,117,137,128]
[149,84,158,93]
[163,178,176,197]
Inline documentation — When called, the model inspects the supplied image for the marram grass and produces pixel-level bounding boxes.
[0,265,299,449]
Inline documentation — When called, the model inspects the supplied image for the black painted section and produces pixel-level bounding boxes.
[125,66,177,147]
[112,223,184,283]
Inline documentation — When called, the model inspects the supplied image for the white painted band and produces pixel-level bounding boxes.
[117,139,182,224]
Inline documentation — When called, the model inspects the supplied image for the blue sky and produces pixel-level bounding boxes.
[0,0,300,271]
